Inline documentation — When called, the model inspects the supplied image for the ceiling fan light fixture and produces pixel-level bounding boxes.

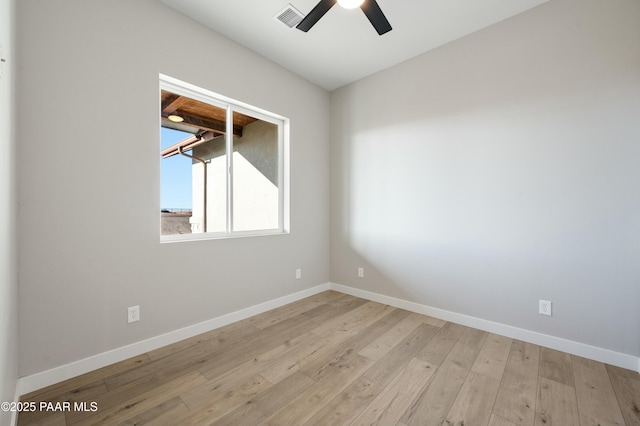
[168,112,184,123]
[337,0,364,9]
[297,0,390,35]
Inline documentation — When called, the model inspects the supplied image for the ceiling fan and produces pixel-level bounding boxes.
[296,0,392,36]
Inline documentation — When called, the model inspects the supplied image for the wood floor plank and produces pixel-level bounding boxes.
[72,370,207,426]
[534,376,579,426]
[234,327,322,378]
[359,313,425,361]
[608,370,640,426]
[457,326,489,350]
[260,332,346,384]
[363,323,438,387]
[22,354,150,402]
[180,332,318,408]
[400,339,483,426]
[607,363,640,381]
[327,293,366,306]
[119,396,189,426]
[443,371,501,426]
[471,333,512,381]
[211,372,315,425]
[18,381,108,426]
[146,318,258,361]
[379,308,413,325]
[177,375,272,425]
[492,340,540,426]
[261,354,373,425]
[572,355,626,426]
[422,315,447,328]
[299,308,406,382]
[19,412,67,426]
[248,291,345,330]
[416,321,467,366]
[311,301,396,338]
[303,376,385,425]
[297,296,372,330]
[195,303,348,381]
[351,358,436,425]
[489,413,520,426]
[102,324,261,391]
[62,377,161,424]
[538,347,574,387]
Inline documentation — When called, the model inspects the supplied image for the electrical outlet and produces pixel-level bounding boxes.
[296,268,302,279]
[358,267,364,278]
[128,305,140,323]
[539,300,552,316]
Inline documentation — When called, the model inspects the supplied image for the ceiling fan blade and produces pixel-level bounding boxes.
[296,0,337,32]
[360,0,392,35]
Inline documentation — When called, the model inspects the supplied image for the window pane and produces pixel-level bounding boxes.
[232,111,280,232]
[160,89,228,235]
[161,128,193,235]
[192,134,227,233]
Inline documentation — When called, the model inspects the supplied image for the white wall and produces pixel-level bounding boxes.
[331,0,640,358]
[17,0,330,376]
[0,0,18,421]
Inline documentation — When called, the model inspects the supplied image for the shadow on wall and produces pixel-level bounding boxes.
[329,0,640,356]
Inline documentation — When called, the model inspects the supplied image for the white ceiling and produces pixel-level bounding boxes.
[159,0,549,91]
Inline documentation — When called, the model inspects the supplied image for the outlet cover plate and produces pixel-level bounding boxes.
[539,300,552,316]
[128,305,140,323]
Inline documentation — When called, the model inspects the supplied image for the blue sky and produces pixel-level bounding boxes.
[161,127,193,210]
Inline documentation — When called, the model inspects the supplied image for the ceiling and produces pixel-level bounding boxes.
[159,0,549,91]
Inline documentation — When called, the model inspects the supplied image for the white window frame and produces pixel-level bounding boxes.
[160,74,290,243]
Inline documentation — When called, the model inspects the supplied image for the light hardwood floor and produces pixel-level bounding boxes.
[18,291,640,425]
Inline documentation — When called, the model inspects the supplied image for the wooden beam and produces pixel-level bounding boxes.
[161,113,243,137]
[161,93,183,113]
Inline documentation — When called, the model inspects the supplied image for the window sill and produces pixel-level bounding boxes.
[160,229,290,244]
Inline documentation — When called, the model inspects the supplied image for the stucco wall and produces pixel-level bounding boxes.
[193,119,279,185]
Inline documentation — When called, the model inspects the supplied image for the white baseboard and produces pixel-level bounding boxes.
[10,383,20,426]
[17,283,331,396]
[17,281,639,396]
[329,283,640,373]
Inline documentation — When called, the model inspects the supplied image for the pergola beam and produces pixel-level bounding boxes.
[161,113,243,137]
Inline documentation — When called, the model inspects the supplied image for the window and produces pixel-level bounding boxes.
[160,75,289,242]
